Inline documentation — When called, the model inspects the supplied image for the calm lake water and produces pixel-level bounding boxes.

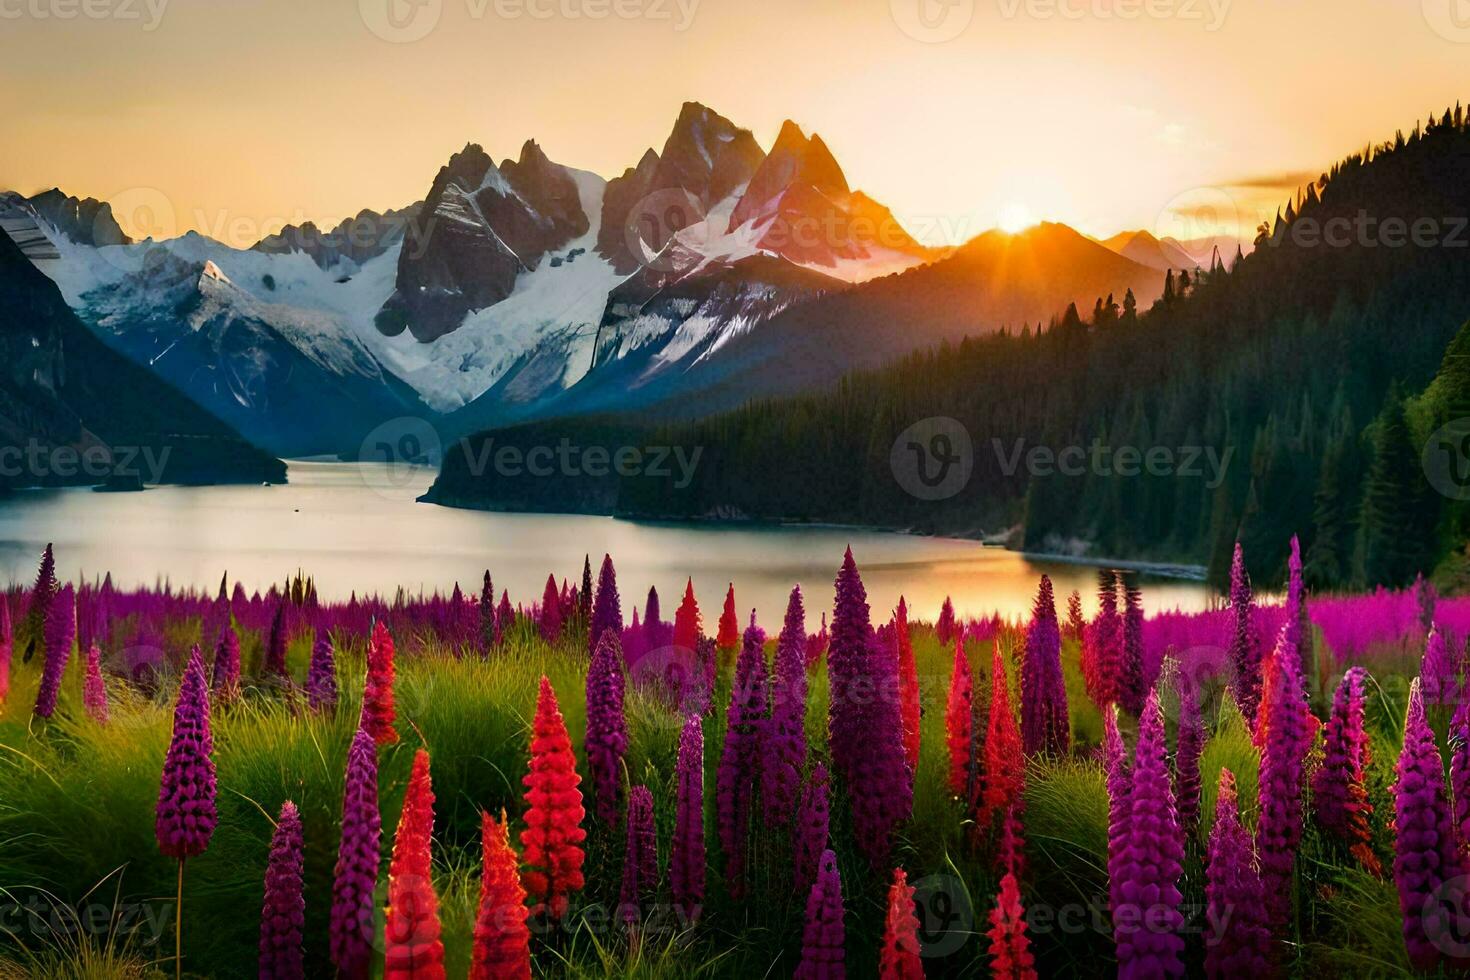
[0,461,1212,623]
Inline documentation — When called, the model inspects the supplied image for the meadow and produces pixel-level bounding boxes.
[0,542,1461,978]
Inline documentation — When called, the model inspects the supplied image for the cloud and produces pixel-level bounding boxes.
[1222,169,1321,192]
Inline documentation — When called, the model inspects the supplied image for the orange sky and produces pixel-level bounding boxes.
[2,0,1467,247]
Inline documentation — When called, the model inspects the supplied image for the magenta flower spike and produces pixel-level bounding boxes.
[794,762,832,896]
[589,553,623,654]
[34,582,75,718]
[716,613,768,898]
[329,726,381,980]
[828,547,871,783]
[259,800,306,980]
[1112,688,1185,978]
[306,630,338,711]
[1313,667,1379,873]
[1421,625,1458,706]
[1020,574,1068,755]
[264,600,289,679]
[155,647,217,859]
[794,849,846,980]
[1394,678,1466,971]
[585,628,629,824]
[82,643,109,725]
[1256,627,1311,929]
[1227,543,1262,723]
[765,585,809,829]
[848,628,913,868]
[619,785,657,928]
[1174,677,1204,835]
[211,624,242,702]
[1204,769,1271,977]
[671,715,706,922]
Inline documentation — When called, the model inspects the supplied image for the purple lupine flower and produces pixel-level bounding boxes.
[716,613,768,899]
[1452,697,1470,868]
[1104,706,1131,934]
[847,628,913,869]
[1227,543,1262,723]
[1393,675,1464,975]
[22,543,57,664]
[306,631,338,711]
[1204,769,1271,978]
[794,848,845,980]
[1174,677,1204,836]
[586,628,629,824]
[1421,625,1457,706]
[330,726,381,980]
[828,547,871,784]
[589,554,623,655]
[265,600,289,679]
[155,649,217,859]
[1279,536,1308,681]
[670,715,706,922]
[1395,678,1467,971]
[619,785,657,927]
[34,583,75,718]
[259,800,306,980]
[794,763,831,896]
[82,643,109,725]
[1112,688,1185,978]
[765,585,808,829]
[1313,667,1379,872]
[211,624,241,702]
[1020,575,1069,755]
[1256,627,1312,930]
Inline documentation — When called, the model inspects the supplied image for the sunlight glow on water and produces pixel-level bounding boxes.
[0,461,1212,623]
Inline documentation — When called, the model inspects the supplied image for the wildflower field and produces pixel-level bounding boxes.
[0,540,1465,979]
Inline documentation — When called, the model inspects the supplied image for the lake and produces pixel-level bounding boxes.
[0,461,1213,623]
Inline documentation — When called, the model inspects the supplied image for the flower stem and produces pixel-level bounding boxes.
[175,857,184,980]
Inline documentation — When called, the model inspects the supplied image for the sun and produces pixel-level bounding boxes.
[997,202,1036,234]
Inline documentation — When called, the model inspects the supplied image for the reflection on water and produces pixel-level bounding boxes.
[0,461,1213,623]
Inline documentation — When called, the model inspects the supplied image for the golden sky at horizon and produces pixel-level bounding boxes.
[2,0,1467,247]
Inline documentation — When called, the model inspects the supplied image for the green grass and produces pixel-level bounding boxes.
[0,615,1441,977]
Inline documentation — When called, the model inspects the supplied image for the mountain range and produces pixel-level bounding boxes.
[0,101,1198,464]
[424,103,1470,593]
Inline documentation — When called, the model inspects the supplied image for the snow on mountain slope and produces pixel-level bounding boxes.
[379,168,622,413]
